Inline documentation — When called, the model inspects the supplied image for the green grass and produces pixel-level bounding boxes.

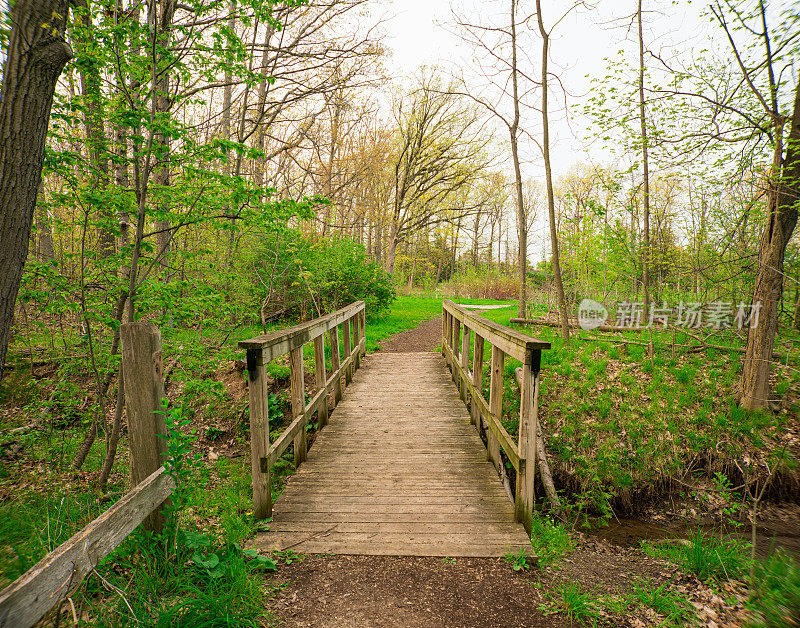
[748,550,800,627]
[633,580,691,623]
[473,306,799,519]
[550,581,601,625]
[529,516,573,566]
[363,294,513,353]
[643,528,750,582]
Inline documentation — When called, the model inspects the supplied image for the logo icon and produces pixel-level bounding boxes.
[578,299,608,331]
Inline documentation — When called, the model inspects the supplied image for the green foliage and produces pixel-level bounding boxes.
[748,550,800,627]
[528,516,573,566]
[503,547,532,571]
[249,231,394,320]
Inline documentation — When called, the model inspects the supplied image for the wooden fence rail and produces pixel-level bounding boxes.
[441,300,550,534]
[239,301,366,519]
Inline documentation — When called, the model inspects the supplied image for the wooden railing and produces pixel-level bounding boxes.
[0,322,174,628]
[239,301,366,519]
[441,300,550,534]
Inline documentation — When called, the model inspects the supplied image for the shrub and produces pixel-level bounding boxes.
[249,231,394,321]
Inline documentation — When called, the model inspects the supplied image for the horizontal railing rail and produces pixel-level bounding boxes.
[0,467,174,628]
[239,301,366,519]
[442,300,550,534]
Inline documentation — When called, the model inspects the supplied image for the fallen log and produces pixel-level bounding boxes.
[513,367,563,517]
[510,317,663,333]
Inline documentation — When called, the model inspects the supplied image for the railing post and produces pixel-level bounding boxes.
[443,312,452,367]
[328,326,343,405]
[459,325,470,402]
[343,317,353,384]
[353,310,362,371]
[245,347,271,519]
[289,346,307,466]
[488,345,504,472]
[121,321,168,533]
[359,308,366,358]
[515,349,539,534]
[313,335,329,428]
[471,333,484,427]
[452,318,461,384]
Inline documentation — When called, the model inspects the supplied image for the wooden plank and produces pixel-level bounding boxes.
[120,321,168,532]
[459,325,471,402]
[238,301,364,358]
[515,355,537,534]
[327,325,343,405]
[343,317,352,385]
[471,333,485,427]
[313,335,328,428]
[0,468,174,628]
[289,346,306,466]
[246,348,271,519]
[488,345,504,473]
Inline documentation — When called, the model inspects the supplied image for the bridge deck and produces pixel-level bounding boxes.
[251,351,531,557]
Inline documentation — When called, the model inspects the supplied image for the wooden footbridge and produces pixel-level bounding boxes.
[239,301,550,557]
[0,301,552,628]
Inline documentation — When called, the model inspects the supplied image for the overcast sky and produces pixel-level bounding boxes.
[375,0,725,260]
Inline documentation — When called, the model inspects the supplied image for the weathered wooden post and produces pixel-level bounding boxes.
[452,318,461,384]
[471,333,484,427]
[328,326,343,405]
[342,317,353,384]
[360,308,366,358]
[515,349,539,534]
[313,335,329,428]
[353,310,362,371]
[289,346,307,465]
[245,347,271,519]
[459,325,471,402]
[120,321,168,532]
[487,345,504,472]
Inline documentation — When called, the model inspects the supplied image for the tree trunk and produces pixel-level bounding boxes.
[638,0,651,321]
[509,0,527,319]
[153,0,175,275]
[75,0,113,256]
[740,80,800,409]
[536,1,569,341]
[0,0,72,382]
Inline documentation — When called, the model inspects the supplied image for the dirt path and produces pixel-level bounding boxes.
[379,316,443,352]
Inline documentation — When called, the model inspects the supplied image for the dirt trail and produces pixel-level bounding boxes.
[379,316,443,352]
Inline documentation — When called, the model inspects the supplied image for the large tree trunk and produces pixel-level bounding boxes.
[536,1,569,341]
[0,0,72,382]
[740,80,800,409]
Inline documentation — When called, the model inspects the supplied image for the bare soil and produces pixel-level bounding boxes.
[379,317,443,353]
[263,534,725,627]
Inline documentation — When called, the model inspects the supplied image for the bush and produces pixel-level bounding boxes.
[249,231,394,321]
